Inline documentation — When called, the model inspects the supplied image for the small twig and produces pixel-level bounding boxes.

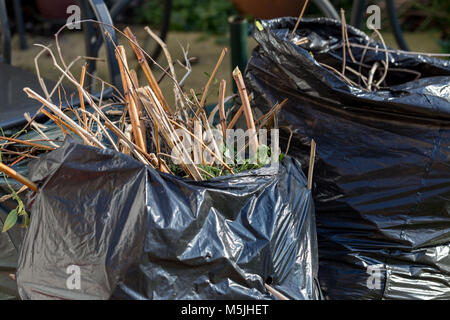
[290,0,310,41]
[24,87,105,148]
[0,149,38,160]
[0,162,38,192]
[341,9,356,63]
[177,42,192,86]
[23,112,60,148]
[0,185,27,203]
[282,126,294,156]
[372,28,389,88]
[319,62,364,89]
[0,136,55,151]
[357,32,378,86]
[145,26,176,81]
[265,284,289,300]
[367,62,379,91]
[307,139,316,191]
[348,42,450,57]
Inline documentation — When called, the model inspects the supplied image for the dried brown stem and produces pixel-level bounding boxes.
[78,65,88,130]
[232,67,259,153]
[0,136,55,151]
[290,0,310,41]
[218,80,227,140]
[115,45,147,153]
[123,27,172,115]
[307,139,316,190]
[200,48,227,108]
[0,162,38,192]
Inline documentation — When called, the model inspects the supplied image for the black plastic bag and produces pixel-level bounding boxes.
[245,17,450,300]
[16,140,320,300]
[0,120,71,300]
[0,207,22,300]
[1,157,28,301]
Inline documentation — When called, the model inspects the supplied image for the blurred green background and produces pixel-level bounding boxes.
[132,0,449,50]
[8,0,450,104]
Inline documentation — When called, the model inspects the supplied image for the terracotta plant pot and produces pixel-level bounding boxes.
[232,0,305,19]
[36,0,78,20]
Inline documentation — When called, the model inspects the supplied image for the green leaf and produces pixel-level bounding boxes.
[2,209,18,233]
[17,200,24,216]
[21,212,29,228]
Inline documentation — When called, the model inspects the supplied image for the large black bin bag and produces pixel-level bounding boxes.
[16,141,320,300]
[245,17,450,300]
[1,169,28,300]
[0,211,23,300]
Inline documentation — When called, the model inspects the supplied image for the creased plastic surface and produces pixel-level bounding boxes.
[245,17,450,300]
[0,208,22,300]
[0,117,99,300]
[17,140,319,300]
[1,177,28,300]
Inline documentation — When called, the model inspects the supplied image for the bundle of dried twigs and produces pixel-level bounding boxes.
[290,3,449,93]
[0,22,286,196]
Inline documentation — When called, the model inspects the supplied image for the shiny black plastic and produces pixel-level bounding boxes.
[245,17,450,300]
[0,213,22,300]
[16,141,320,300]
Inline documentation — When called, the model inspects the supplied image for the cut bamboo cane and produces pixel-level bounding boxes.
[307,139,316,190]
[130,69,139,88]
[200,48,227,108]
[193,120,204,165]
[115,45,147,153]
[78,65,88,130]
[0,162,38,192]
[130,69,147,147]
[123,27,172,115]
[218,80,227,139]
[138,86,203,180]
[232,67,259,153]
